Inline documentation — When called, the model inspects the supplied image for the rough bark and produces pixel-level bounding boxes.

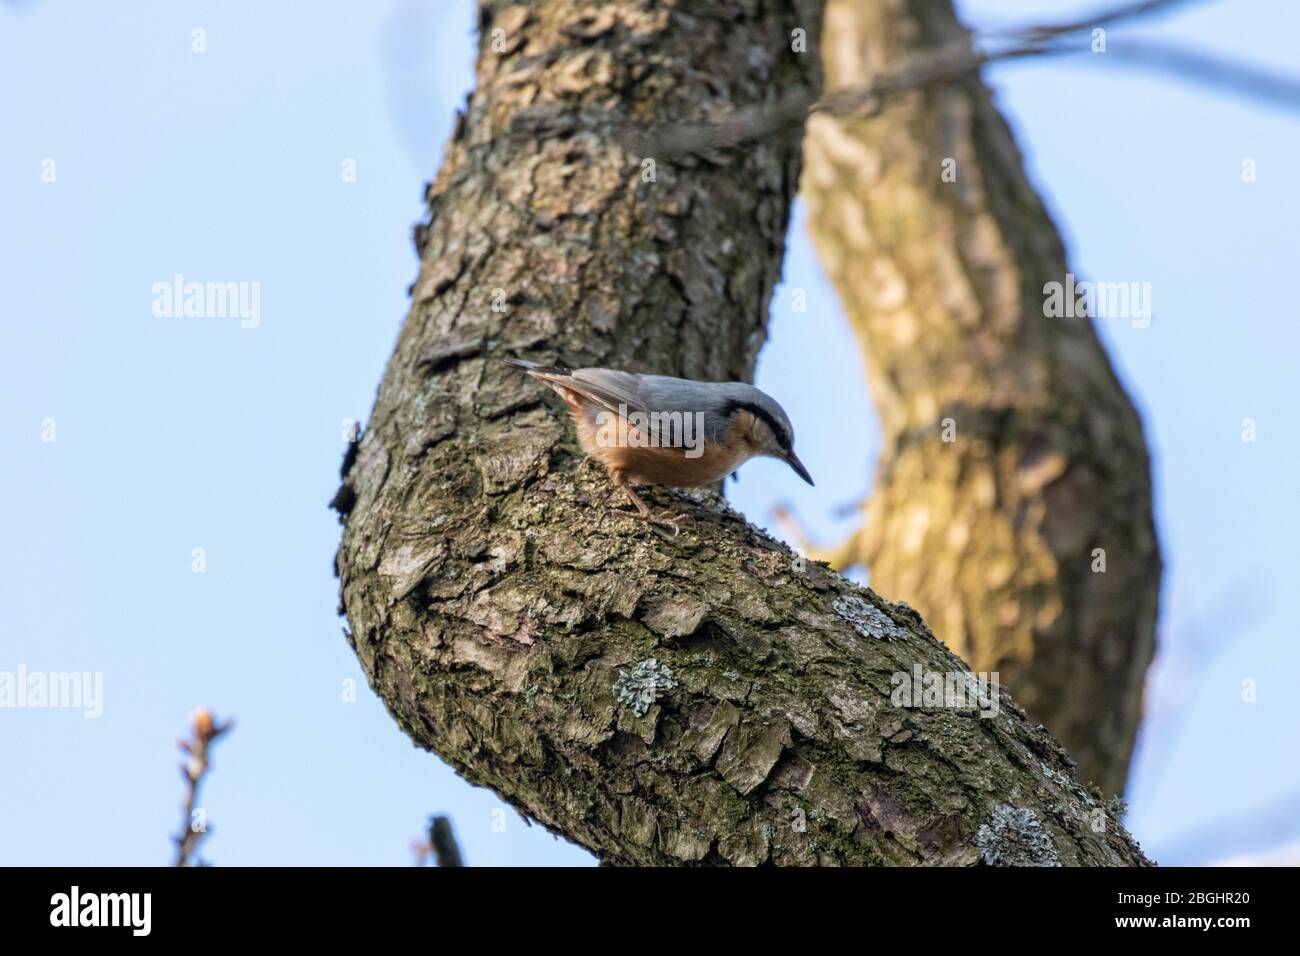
[333,0,1149,865]
[802,0,1161,794]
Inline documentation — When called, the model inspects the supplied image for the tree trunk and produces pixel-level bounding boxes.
[802,0,1161,795]
[333,0,1149,865]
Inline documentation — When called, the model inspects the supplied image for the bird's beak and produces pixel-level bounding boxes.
[784,451,814,486]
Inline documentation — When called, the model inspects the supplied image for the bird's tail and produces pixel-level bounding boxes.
[502,356,571,376]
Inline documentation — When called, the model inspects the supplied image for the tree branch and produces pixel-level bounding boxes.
[333,0,1149,865]
[636,0,1298,159]
[172,708,232,867]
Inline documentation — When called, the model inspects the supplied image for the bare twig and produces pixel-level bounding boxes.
[991,0,1204,42]
[412,814,466,867]
[770,501,817,555]
[1108,39,1300,110]
[770,501,865,571]
[172,707,233,867]
[630,0,1300,159]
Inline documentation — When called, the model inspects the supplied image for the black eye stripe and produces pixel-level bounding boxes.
[727,401,790,449]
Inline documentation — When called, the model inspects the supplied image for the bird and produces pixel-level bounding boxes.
[503,357,813,534]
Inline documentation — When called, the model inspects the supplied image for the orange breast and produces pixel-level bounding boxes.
[566,399,755,487]
[605,441,749,487]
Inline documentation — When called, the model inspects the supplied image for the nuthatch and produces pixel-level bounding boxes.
[504,358,813,534]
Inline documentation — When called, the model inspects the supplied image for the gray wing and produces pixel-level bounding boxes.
[567,369,736,443]
[566,368,648,417]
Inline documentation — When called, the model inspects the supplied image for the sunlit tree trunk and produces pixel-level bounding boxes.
[802,0,1161,794]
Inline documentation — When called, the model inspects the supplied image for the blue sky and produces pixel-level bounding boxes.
[2,0,1297,866]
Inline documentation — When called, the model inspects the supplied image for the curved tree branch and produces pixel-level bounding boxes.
[333,0,1149,865]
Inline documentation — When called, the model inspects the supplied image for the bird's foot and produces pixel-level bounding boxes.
[626,509,688,538]
[610,476,689,538]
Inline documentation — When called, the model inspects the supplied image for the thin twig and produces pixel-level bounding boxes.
[990,0,1204,42]
[769,501,865,571]
[172,707,233,867]
[631,0,1300,159]
[1108,39,1300,110]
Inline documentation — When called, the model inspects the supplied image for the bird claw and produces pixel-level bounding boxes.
[651,516,681,538]
[627,510,685,538]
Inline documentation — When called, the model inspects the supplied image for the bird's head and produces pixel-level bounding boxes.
[723,386,814,486]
